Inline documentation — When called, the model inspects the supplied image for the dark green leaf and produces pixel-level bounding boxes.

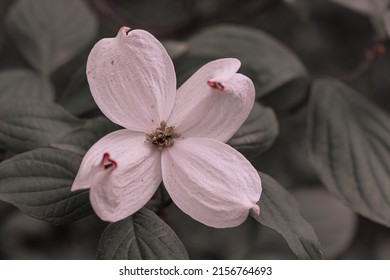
[97,207,189,260]
[307,79,390,227]
[261,77,311,114]
[0,69,54,103]
[293,188,357,259]
[228,102,279,157]
[58,65,97,116]
[383,10,390,37]
[175,24,307,98]
[0,213,54,259]
[5,0,98,76]
[174,54,212,86]
[251,172,323,259]
[0,100,83,153]
[328,0,388,17]
[162,40,188,60]
[0,148,92,224]
[283,0,312,20]
[115,0,193,33]
[51,117,119,155]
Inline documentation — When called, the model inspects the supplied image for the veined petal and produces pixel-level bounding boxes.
[168,58,255,142]
[87,27,176,132]
[72,129,162,222]
[161,138,261,228]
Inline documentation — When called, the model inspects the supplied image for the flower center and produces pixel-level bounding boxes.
[146,121,181,150]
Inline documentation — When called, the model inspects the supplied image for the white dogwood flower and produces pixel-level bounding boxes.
[71,27,261,228]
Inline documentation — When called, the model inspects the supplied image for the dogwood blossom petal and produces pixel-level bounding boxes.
[161,138,262,228]
[72,129,162,222]
[168,58,255,142]
[87,27,176,132]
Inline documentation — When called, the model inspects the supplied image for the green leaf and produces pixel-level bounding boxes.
[115,0,193,32]
[0,213,54,259]
[97,207,189,260]
[228,102,279,157]
[51,117,119,155]
[251,172,323,259]
[383,10,390,38]
[58,65,97,116]
[0,148,92,224]
[162,40,188,60]
[0,100,83,153]
[0,69,54,103]
[293,188,357,259]
[5,0,98,76]
[307,79,390,227]
[175,24,307,98]
[283,0,312,20]
[261,77,311,114]
[328,0,389,17]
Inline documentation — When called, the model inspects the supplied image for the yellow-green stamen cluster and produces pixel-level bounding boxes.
[146,121,181,150]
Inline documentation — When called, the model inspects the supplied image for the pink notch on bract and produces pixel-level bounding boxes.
[101,152,118,170]
[251,204,260,216]
[207,80,225,91]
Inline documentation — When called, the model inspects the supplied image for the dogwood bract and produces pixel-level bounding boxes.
[71,27,262,228]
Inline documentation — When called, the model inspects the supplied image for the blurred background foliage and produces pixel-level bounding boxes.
[0,0,390,259]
